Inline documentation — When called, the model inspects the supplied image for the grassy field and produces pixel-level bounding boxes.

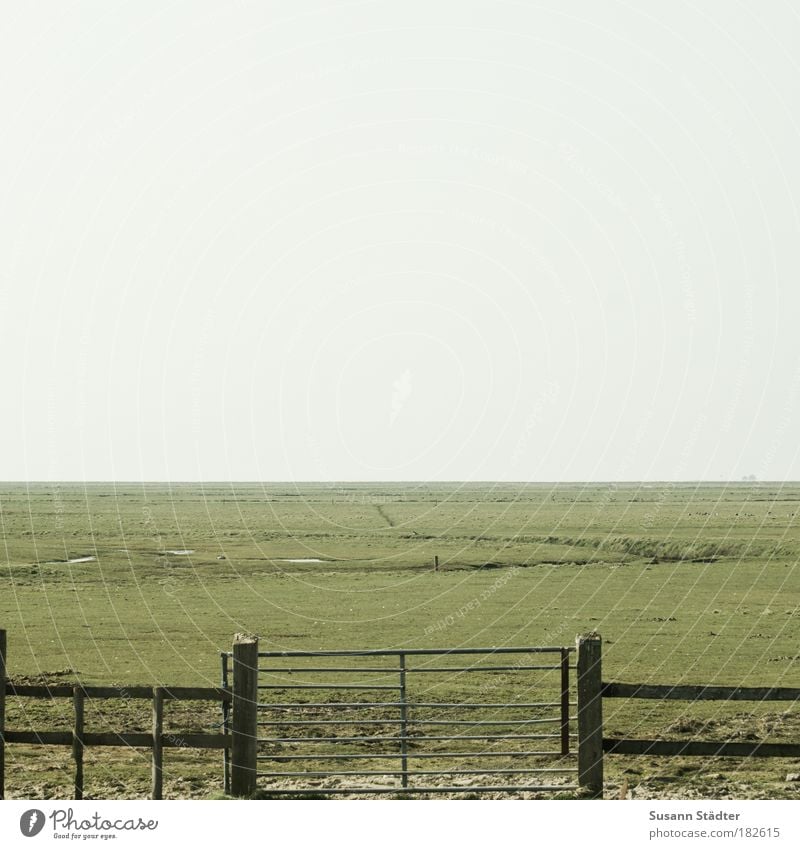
[1,482,799,799]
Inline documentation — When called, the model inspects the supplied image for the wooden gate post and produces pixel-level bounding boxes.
[0,629,6,800]
[576,632,603,798]
[151,687,164,800]
[230,634,259,797]
[73,686,85,800]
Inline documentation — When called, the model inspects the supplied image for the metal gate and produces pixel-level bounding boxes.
[222,645,578,796]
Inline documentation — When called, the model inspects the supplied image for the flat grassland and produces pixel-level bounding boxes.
[1,482,799,799]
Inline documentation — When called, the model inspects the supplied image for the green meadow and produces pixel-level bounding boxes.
[1,482,799,799]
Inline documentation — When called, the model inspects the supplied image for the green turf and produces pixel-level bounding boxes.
[1,482,799,798]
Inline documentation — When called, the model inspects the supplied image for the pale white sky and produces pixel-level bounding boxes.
[1,1,799,481]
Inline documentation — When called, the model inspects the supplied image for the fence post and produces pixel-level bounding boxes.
[73,687,85,800]
[576,632,603,798]
[0,629,6,800]
[221,652,231,796]
[151,688,164,800]
[231,634,259,797]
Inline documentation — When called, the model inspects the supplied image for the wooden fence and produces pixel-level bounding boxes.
[571,632,800,798]
[0,631,261,800]
[4,629,795,800]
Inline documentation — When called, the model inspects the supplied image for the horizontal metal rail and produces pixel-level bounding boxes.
[407,717,572,726]
[260,665,565,674]
[259,667,397,674]
[258,733,571,743]
[257,717,570,727]
[258,684,401,691]
[399,665,564,673]
[259,718,399,726]
[257,701,575,709]
[250,785,580,794]
[245,646,574,657]
[257,750,567,760]
[258,768,578,777]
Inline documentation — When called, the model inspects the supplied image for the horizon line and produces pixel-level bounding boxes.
[0,479,793,486]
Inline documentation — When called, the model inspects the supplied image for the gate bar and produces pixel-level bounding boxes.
[258,733,565,743]
[259,767,579,777]
[257,701,573,709]
[257,750,570,760]
[252,647,574,657]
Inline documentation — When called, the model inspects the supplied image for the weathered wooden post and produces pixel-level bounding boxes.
[73,686,85,800]
[151,687,164,800]
[0,629,6,800]
[576,632,603,798]
[231,634,259,797]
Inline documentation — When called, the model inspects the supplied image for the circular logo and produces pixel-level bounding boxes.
[19,810,46,837]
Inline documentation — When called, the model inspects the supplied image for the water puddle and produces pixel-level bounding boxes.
[278,558,324,563]
[44,556,96,564]
[162,549,195,556]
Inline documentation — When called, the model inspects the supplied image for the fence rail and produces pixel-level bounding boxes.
[602,677,800,766]
[602,683,800,702]
[0,629,231,800]
[6,629,791,800]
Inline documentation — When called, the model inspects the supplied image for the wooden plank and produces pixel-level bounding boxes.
[5,684,231,701]
[5,685,153,699]
[231,634,259,797]
[81,686,154,700]
[83,732,152,747]
[5,731,73,745]
[602,683,800,702]
[576,633,603,797]
[4,730,230,749]
[0,630,6,800]
[161,687,232,702]
[6,685,74,698]
[604,738,800,758]
[221,652,231,795]
[161,733,231,750]
[151,688,163,800]
[73,687,84,800]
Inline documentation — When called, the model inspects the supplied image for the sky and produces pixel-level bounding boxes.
[1,1,799,481]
